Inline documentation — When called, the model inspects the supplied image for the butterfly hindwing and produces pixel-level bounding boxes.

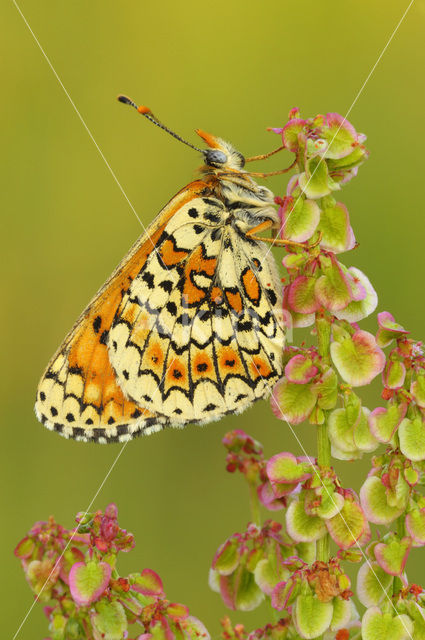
[107,194,285,424]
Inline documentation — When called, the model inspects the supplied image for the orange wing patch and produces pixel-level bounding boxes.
[249,356,273,380]
[225,290,243,313]
[145,341,165,369]
[192,351,215,381]
[218,347,245,376]
[167,358,188,387]
[160,238,189,267]
[211,287,224,304]
[183,245,217,305]
[242,268,261,304]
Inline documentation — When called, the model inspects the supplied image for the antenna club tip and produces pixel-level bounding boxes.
[117,94,141,112]
[137,105,152,115]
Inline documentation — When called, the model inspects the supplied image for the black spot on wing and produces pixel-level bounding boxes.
[266,289,278,306]
[92,316,102,334]
[159,280,173,293]
[142,271,155,289]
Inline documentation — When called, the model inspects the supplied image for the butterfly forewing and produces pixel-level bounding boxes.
[35,182,210,442]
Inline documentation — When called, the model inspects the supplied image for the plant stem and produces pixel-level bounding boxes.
[317,423,331,468]
[315,314,332,469]
[315,313,332,562]
[316,314,332,365]
[393,515,406,596]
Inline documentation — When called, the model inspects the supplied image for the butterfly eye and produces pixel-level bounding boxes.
[205,149,228,166]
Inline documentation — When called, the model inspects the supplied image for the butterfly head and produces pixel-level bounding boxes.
[196,129,246,172]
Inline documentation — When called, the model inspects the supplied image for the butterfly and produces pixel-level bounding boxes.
[35,96,292,443]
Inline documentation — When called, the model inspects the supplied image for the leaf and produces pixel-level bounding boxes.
[330,597,353,632]
[219,565,264,611]
[374,535,412,576]
[369,404,406,443]
[166,603,189,620]
[314,368,338,410]
[318,201,355,253]
[315,258,352,311]
[411,375,425,408]
[399,417,425,461]
[254,551,288,596]
[361,607,413,640]
[285,355,318,384]
[14,536,35,559]
[328,408,357,455]
[334,267,378,322]
[267,452,312,484]
[376,311,409,348]
[326,500,365,549]
[69,560,111,607]
[352,408,378,453]
[280,197,321,242]
[360,476,404,525]
[299,156,337,199]
[322,113,358,159]
[315,488,345,519]
[130,568,164,596]
[383,360,406,389]
[271,379,318,424]
[405,508,425,544]
[212,539,240,576]
[287,276,319,314]
[281,118,307,151]
[293,594,333,639]
[92,600,127,640]
[286,498,327,543]
[405,602,425,639]
[356,561,393,607]
[26,558,60,600]
[331,330,385,387]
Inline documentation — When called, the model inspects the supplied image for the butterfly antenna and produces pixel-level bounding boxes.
[118,95,205,154]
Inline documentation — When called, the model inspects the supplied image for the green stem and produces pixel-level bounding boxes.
[317,423,331,468]
[316,314,332,365]
[393,516,406,596]
[315,313,332,562]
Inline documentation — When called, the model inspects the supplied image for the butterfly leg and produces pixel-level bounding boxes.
[246,220,303,248]
[247,157,298,177]
[244,145,286,162]
[246,220,322,249]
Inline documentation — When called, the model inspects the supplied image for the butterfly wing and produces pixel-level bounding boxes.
[35,181,211,442]
[35,181,286,443]
[107,197,285,424]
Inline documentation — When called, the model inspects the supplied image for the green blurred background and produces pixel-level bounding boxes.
[2,0,425,637]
